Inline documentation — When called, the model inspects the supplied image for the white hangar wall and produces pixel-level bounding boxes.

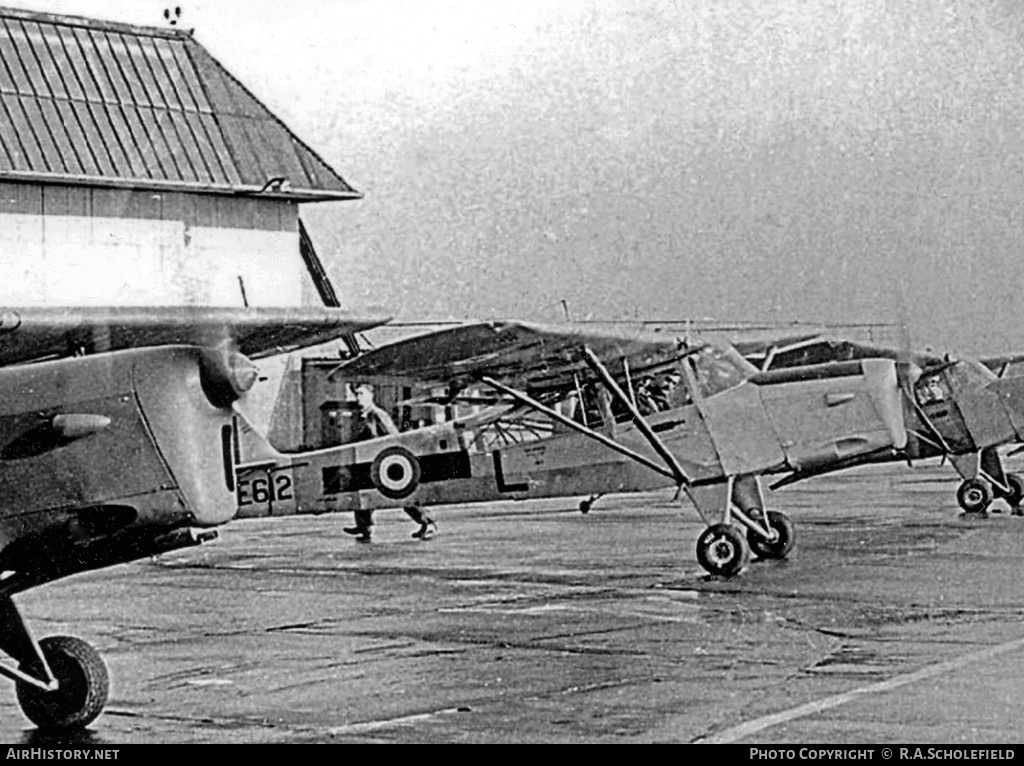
[0,181,308,307]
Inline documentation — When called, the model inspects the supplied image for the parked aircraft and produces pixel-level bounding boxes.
[737,335,1024,515]
[0,305,385,730]
[232,321,909,579]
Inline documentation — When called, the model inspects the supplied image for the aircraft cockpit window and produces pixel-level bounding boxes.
[571,383,611,429]
[915,375,947,406]
[688,346,751,398]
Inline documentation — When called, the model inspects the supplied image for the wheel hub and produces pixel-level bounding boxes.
[708,537,737,566]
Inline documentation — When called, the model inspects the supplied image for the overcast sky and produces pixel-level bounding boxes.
[8,0,1024,354]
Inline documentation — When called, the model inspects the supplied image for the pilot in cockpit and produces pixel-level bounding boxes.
[635,377,660,415]
[916,375,946,406]
[635,372,684,414]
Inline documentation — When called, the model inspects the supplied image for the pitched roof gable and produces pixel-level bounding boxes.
[0,6,360,201]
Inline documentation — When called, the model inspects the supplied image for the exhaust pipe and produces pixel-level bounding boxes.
[150,527,219,556]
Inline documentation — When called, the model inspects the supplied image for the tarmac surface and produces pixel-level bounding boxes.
[3,460,1024,744]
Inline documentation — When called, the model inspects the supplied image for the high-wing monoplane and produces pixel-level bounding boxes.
[231,321,908,580]
[0,305,385,730]
[738,335,1024,515]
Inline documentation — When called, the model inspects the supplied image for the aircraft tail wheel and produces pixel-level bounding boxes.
[696,523,749,578]
[747,511,795,560]
[956,478,992,514]
[16,636,109,730]
[1003,474,1024,507]
[579,500,591,514]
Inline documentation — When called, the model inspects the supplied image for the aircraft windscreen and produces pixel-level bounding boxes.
[687,345,754,398]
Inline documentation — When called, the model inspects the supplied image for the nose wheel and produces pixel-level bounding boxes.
[696,523,749,577]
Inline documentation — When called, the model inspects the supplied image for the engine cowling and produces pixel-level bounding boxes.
[133,346,246,527]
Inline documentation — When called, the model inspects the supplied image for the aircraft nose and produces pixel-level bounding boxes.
[133,347,243,528]
[990,375,1024,440]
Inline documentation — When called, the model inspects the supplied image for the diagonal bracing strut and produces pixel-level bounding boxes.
[581,346,691,487]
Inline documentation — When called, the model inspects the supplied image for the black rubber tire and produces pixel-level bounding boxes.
[16,636,109,730]
[579,500,591,514]
[696,523,749,577]
[747,510,796,560]
[1003,474,1024,507]
[956,478,992,514]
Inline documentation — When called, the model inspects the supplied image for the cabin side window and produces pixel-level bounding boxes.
[688,347,750,398]
[914,374,947,406]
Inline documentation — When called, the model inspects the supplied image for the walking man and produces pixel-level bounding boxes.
[343,383,437,543]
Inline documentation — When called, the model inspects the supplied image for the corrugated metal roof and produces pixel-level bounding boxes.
[0,7,360,201]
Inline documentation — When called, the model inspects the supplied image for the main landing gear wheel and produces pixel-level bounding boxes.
[16,636,109,730]
[957,478,992,514]
[696,524,749,578]
[747,510,795,560]
[1000,473,1024,510]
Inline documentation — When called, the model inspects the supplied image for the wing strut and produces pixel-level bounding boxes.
[581,346,691,487]
[0,595,57,691]
[478,376,677,480]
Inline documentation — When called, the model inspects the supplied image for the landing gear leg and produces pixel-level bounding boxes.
[579,493,604,514]
[688,476,781,577]
[732,473,795,561]
[0,595,108,729]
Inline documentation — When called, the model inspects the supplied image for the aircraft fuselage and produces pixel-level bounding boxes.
[233,357,905,520]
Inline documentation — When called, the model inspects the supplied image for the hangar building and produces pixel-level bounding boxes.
[0,6,357,307]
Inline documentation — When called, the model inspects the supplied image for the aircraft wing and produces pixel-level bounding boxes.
[337,321,696,394]
[0,306,390,366]
[980,353,1024,375]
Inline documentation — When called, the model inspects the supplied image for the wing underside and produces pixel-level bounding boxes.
[337,321,694,394]
[0,306,390,366]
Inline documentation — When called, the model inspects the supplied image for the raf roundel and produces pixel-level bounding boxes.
[370,446,422,499]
